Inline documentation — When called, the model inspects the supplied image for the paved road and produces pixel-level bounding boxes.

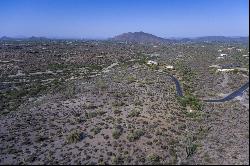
[169,75,249,103]
[203,82,249,102]
[168,75,183,97]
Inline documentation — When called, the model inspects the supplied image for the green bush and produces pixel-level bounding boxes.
[147,154,161,163]
[91,127,102,135]
[96,80,108,90]
[112,125,123,139]
[112,101,125,107]
[127,129,144,142]
[178,94,202,110]
[112,156,124,164]
[127,75,137,84]
[128,109,140,117]
[66,131,84,144]
[85,110,107,119]
[186,143,198,158]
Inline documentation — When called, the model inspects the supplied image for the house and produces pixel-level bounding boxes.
[220,53,227,57]
[217,69,235,72]
[165,65,174,69]
[227,47,235,50]
[147,60,158,65]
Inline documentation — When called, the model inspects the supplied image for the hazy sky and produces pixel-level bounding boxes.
[0,0,249,38]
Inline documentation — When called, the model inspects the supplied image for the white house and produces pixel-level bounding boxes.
[165,65,174,69]
[217,69,235,72]
[220,53,227,57]
[147,60,158,65]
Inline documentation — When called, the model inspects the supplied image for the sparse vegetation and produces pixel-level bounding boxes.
[0,39,248,165]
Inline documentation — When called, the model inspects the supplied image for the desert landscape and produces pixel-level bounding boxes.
[0,33,249,164]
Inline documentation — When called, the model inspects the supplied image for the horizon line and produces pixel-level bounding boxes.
[1,34,249,40]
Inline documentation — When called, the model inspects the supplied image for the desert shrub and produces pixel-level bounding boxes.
[113,109,122,114]
[112,100,125,107]
[112,125,123,139]
[147,154,161,163]
[91,127,102,135]
[96,80,108,90]
[112,155,124,164]
[85,110,106,119]
[127,129,144,142]
[178,94,202,110]
[185,135,199,158]
[85,111,98,119]
[66,131,85,144]
[127,109,140,117]
[126,75,137,84]
[186,143,198,158]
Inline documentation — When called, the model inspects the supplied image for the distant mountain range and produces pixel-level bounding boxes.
[0,36,51,41]
[110,32,248,44]
[1,32,249,44]
[188,36,249,43]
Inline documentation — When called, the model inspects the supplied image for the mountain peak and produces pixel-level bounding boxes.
[111,32,170,44]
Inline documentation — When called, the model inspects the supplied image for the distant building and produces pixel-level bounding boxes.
[220,53,227,57]
[217,69,235,72]
[227,47,234,50]
[165,65,174,69]
[147,60,158,65]
[150,53,160,57]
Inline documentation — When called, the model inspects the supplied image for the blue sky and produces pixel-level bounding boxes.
[0,0,248,38]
